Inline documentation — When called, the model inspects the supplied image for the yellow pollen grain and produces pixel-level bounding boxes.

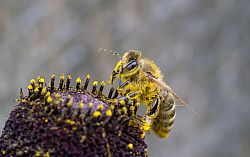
[34,87,39,93]
[54,100,59,105]
[80,135,86,143]
[44,119,48,123]
[51,75,55,79]
[37,76,42,80]
[106,109,112,117]
[39,77,45,83]
[44,152,50,157]
[141,123,150,131]
[67,75,72,79]
[86,74,90,79]
[67,101,72,107]
[112,99,118,104]
[122,107,127,113]
[35,151,41,157]
[119,100,125,105]
[41,87,47,94]
[141,132,145,138]
[76,77,82,83]
[79,102,84,109]
[2,150,6,155]
[28,85,33,90]
[55,93,61,99]
[46,96,52,103]
[60,74,65,80]
[46,92,51,97]
[30,79,35,84]
[65,119,76,125]
[128,143,133,149]
[101,81,105,86]
[130,106,135,111]
[88,103,93,108]
[97,104,104,110]
[93,81,98,86]
[110,105,115,110]
[93,111,101,118]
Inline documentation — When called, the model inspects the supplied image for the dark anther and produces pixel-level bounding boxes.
[108,87,114,99]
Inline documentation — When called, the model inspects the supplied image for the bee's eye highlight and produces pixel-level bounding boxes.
[126,60,137,70]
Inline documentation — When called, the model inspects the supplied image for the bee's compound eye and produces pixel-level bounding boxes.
[126,60,137,71]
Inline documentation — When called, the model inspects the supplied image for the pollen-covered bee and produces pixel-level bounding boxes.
[108,50,192,138]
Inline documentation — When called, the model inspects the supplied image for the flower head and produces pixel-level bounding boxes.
[0,74,147,157]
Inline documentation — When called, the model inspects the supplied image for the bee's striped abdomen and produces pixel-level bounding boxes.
[151,93,176,138]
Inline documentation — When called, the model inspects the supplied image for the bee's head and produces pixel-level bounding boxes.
[109,50,142,84]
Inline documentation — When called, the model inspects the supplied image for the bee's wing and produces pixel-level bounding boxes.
[145,73,185,104]
[146,73,196,114]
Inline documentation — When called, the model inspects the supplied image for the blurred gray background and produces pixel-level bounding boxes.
[0,0,249,157]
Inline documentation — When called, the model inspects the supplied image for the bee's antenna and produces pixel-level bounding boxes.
[98,48,122,60]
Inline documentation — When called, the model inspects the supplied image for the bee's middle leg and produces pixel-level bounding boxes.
[116,90,141,101]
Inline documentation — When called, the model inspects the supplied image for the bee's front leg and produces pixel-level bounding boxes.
[108,82,141,104]
[116,80,130,95]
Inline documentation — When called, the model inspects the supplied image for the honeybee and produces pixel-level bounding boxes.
[109,50,192,138]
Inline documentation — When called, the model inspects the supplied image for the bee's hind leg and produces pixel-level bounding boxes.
[140,116,152,131]
[141,97,160,131]
[147,96,160,118]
